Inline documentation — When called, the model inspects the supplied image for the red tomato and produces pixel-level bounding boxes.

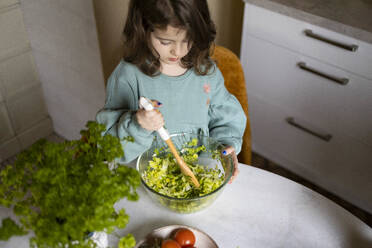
[161,239,182,248]
[174,228,196,247]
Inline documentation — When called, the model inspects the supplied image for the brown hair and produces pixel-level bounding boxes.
[122,0,216,76]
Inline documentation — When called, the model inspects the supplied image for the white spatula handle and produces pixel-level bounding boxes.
[139,97,170,141]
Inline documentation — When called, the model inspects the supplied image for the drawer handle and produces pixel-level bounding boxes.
[304,29,358,52]
[297,62,349,85]
[286,117,332,142]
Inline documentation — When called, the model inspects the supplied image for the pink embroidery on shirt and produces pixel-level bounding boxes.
[203,83,211,94]
[203,83,211,106]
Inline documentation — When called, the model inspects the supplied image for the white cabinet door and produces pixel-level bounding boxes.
[240,2,372,213]
[248,93,372,213]
[241,3,372,80]
[242,35,372,147]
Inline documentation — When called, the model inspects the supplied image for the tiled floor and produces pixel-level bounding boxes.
[251,151,372,228]
[1,134,371,228]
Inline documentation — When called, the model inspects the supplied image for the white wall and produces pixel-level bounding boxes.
[20,0,106,140]
[0,0,52,161]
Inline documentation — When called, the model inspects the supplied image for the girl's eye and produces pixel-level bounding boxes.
[160,41,171,45]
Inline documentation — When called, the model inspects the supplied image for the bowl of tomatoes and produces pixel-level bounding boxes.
[134,224,218,248]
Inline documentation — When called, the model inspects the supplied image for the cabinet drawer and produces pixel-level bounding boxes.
[242,35,372,147]
[248,93,372,213]
[242,3,372,80]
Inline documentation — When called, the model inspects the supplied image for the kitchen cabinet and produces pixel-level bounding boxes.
[240,2,372,213]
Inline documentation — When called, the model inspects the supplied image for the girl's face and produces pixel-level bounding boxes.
[150,25,191,68]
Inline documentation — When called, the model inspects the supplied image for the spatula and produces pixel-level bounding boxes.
[139,97,200,188]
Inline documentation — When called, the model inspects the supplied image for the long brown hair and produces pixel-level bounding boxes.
[123,0,216,76]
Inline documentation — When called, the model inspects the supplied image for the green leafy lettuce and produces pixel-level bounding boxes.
[142,138,225,198]
[0,121,140,248]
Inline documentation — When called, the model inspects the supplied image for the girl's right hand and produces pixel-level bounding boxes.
[136,100,164,131]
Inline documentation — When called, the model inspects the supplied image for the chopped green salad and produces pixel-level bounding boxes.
[142,138,225,198]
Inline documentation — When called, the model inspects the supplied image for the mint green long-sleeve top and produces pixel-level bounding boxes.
[96,60,247,163]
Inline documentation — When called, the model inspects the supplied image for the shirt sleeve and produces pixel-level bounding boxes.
[96,63,154,163]
[208,67,247,154]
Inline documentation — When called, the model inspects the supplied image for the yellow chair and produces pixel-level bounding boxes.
[212,45,252,165]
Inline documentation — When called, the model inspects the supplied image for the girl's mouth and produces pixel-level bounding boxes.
[168,57,179,62]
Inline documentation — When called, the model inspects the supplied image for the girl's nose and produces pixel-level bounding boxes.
[171,48,178,56]
[171,44,182,56]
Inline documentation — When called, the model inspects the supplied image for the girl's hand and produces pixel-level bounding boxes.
[136,100,164,131]
[222,146,239,183]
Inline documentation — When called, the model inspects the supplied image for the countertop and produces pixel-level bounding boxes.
[243,0,372,44]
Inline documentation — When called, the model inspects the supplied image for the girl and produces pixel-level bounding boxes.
[96,0,246,182]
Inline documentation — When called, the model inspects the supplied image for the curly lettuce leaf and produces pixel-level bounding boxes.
[142,139,225,198]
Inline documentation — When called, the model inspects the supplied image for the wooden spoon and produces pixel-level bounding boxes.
[139,97,200,188]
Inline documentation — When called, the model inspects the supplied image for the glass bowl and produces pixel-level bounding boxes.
[136,133,234,213]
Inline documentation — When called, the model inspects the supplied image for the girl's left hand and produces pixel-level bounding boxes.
[222,146,239,183]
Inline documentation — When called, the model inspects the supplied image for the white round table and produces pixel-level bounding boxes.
[111,163,372,248]
[1,164,371,248]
